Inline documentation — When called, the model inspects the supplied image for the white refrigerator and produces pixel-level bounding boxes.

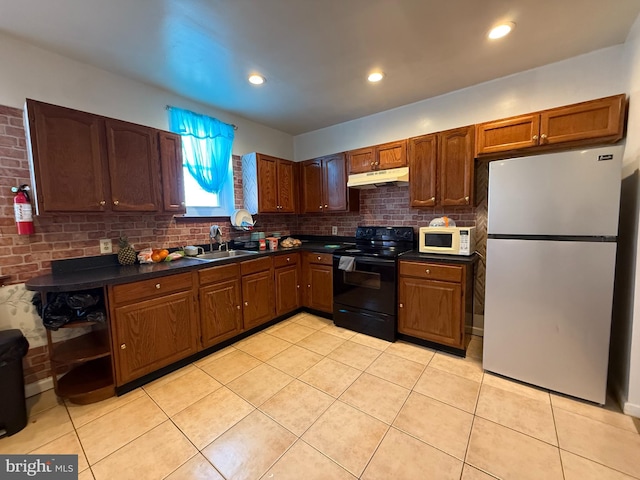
[483,145,623,404]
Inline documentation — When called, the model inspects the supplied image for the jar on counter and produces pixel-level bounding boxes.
[259,238,266,250]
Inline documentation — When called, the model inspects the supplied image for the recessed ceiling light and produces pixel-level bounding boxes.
[488,22,515,40]
[368,71,385,83]
[248,74,265,85]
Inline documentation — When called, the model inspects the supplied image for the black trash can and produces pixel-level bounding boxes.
[0,329,30,438]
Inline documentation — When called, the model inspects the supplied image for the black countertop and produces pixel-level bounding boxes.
[399,251,480,265]
[25,240,352,292]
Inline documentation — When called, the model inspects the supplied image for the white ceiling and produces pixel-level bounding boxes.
[1,0,639,135]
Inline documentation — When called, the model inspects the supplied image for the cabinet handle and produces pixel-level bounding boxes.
[317,256,322,261]
[287,257,290,262]
[319,205,323,209]
[180,202,185,206]
[307,284,311,288]
[430,197,435,203]
[99,200,106,206]
[375,161,379,165]
[237,305,241,310]
[297,285,300,288]
[370,161,374,166]
[120,344,126,349]
[244,301,249,306]
[532,134,538,141]
[113,200,119,206]
[155,283,161,289]
[399,303,404,308]
[425,269,431,274]
[324,204,328,208]
[464,196,469,203]
[540,133,548,142]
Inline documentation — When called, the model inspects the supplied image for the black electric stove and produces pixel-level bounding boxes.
[333,226,414,341]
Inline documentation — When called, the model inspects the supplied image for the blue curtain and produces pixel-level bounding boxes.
[168,107,235,195]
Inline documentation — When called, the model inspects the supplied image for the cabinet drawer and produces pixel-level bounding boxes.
[306,252,333,266]
[111,273,193,304]
[199,263,240,285]
[273,253,299,268]
[240,256,273,276]
[400,261,463,283]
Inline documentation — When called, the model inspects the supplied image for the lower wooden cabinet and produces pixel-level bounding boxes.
[303,252,333,313]
[241,257,275,329]
[199,263,242,348]
[111,290,199,385]
[398,260,473,350]
[274,253,301,316]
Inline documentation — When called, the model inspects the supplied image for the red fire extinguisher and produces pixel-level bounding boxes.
[12,184,35,235]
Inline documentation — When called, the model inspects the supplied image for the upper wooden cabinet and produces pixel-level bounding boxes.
[25,101,108,213]
[409,126,474,207]
[25,99,183,214]
[159,132,186,214]
[475,94,626,157]
[300,153,359,213]
[242,152,297,214]
[347,140,407,174]
[104,119,161,212]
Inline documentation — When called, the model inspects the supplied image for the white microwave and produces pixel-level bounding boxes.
[419,226,476,256]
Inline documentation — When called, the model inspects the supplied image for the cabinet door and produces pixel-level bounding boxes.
[475,114,540,156]
[113,291,198,384]
[439,126,475,206]
[200,278,242,348]
[398,277,463,349]
[275,264,301,316]
[277,159,296,213]
[300,159,323,213]
[242,270,275,329]
[540,94,625,146]
[26,100,108,213]
[256,154,279,213]
[347,147,374,174]
[408,134,437,208]
[323,153,348,212]
[159,131,186,213]
[376,140,407,170]
[105,119,161,212]
[306,264,333,313]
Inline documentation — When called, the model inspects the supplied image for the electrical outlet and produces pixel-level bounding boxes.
[99,238,112,254]
[332,226,338,235]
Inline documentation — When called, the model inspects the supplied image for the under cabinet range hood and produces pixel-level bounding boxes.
[347,167,409,189]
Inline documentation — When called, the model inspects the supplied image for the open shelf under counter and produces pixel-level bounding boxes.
[56,357,115,405]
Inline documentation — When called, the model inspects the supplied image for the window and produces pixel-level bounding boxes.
[168,107,235,216]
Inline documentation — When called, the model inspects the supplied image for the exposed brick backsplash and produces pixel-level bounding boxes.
[1,103,477,284]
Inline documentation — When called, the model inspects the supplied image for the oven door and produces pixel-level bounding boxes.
[332,255,397,315]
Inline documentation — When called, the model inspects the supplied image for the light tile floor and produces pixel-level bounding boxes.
[2,312,640,479]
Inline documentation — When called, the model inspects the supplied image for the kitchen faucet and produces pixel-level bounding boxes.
[209,225,223,252]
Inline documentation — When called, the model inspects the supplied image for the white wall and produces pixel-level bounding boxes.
[294,46,625,161]
[622,13,640,417]
[0,32,294,159]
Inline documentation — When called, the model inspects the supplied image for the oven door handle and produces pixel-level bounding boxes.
[335,256,396,266]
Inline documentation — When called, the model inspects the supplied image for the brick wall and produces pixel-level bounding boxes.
[0,103,482,387]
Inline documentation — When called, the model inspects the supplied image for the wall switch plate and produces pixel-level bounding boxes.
[332,226,338,235]
[99,238,112,254]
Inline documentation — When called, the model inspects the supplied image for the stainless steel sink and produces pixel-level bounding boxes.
[192,250,259,261]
